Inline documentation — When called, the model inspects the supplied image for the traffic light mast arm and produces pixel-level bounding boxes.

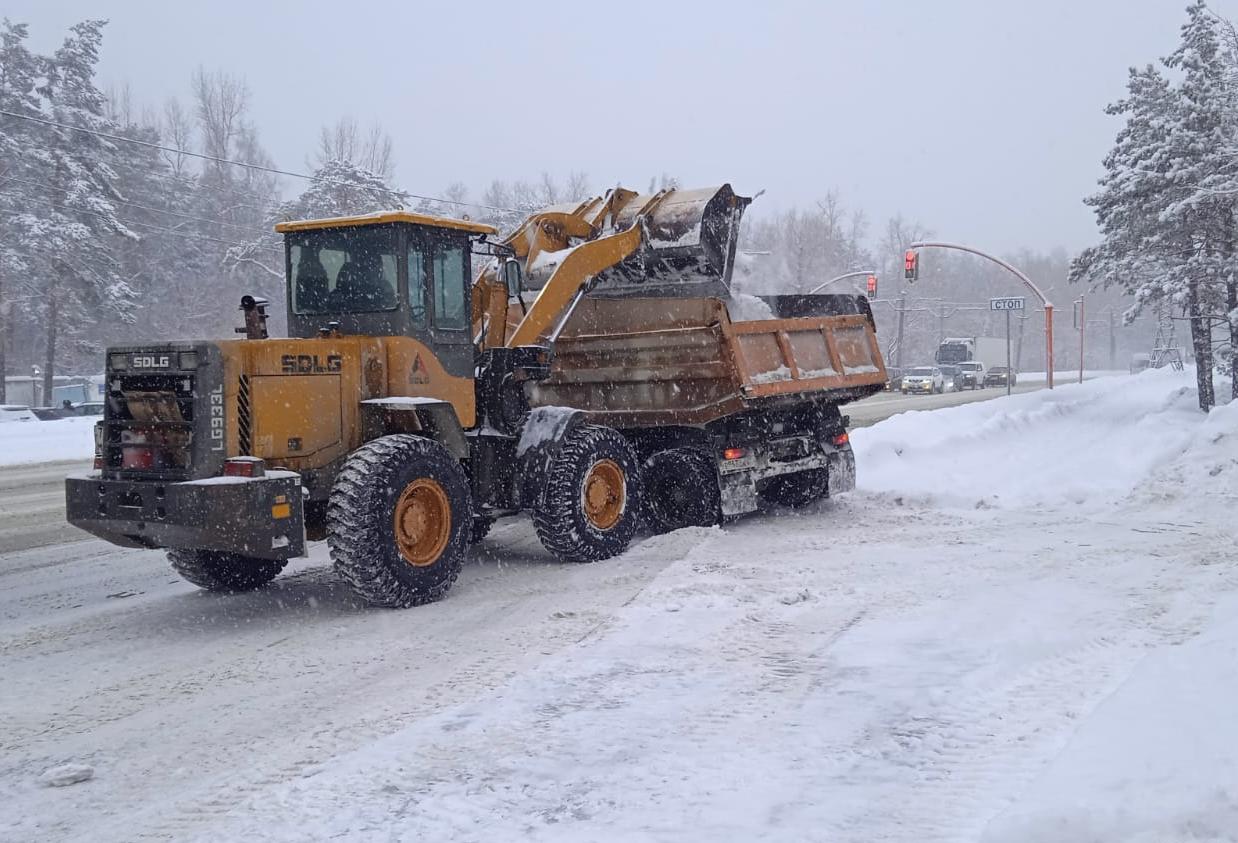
[907,240,1052,308]
[907,240,1056,389]
[807,269,878,294]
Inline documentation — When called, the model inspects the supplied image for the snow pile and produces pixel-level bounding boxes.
[0,417,96,466]
[851,367,1230,509]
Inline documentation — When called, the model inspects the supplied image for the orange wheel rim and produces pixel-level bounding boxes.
[393,478,451,567]
[582,459,625,530]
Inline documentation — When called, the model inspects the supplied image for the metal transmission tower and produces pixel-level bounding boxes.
[1150,305,1185,370]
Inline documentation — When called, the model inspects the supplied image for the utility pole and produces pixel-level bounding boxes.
[894,285,907,368]
[1114,309,1124,371]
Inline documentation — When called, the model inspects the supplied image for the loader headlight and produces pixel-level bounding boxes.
[108,353,129,371]
[178,351,199,370]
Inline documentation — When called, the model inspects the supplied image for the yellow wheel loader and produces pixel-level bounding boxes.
[66,185,887,607]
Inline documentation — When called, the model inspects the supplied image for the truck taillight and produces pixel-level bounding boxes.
[722,447,747,460]
[831,432,850,447]
[122,446,154,469]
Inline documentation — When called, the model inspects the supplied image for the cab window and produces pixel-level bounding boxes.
[289,227,398,314]
[432,242,468,330]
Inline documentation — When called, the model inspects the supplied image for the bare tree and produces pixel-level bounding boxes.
[191,68,249,183]
[314,117,395,180]
[161,97,194,178]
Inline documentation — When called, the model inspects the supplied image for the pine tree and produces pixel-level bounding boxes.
[1074,1,1238,411]
[0,19,44,401]
[1161,0,1234,409]
[26,20,136,403]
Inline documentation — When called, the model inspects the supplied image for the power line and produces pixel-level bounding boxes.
[0,189,280,252]
[5,175,271,236]
[0,108,522,214]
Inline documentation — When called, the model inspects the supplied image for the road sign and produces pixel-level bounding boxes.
[990,296,1026,311]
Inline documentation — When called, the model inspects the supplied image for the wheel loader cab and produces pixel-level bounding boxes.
[279,214,497,371]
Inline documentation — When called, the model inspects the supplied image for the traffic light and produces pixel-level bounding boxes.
[904,249,919,281]
[866,274,878,295]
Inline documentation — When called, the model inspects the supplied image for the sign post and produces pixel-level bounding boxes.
[991,296,1026,396]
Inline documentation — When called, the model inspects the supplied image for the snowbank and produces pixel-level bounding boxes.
[851,367,1229,509]
[0,417,96,466]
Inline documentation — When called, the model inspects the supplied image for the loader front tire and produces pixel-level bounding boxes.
[533,425,641,563]
[328,434,471,608]
[643,448,721,534]
[167,549,286,593]
[758,468,829,508]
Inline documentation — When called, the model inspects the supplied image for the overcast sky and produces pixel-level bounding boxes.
[6,0,1224,253]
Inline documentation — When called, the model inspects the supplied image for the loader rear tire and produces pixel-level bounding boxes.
[643,448,721,534]
[533,425,641,563]
[328,434,471,608]
[758,468,829,508]
[167,549,286,593]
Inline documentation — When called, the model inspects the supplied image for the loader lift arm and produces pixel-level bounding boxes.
[473,185,748,351]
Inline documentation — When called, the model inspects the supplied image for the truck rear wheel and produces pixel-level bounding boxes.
[758,468,829,508]
[328,434,471,608]
[533,425,642,562]
[167,549,286,593]
[643,448,720,533]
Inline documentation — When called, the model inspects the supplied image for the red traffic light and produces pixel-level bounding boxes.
[866,274,878,295]
[903,249,919,281]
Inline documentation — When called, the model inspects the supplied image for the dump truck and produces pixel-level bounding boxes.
[66,185,887,608]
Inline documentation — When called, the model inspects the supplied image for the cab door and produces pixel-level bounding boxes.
[422,233,474,379]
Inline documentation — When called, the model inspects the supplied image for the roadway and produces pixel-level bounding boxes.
[0,383,1039,556]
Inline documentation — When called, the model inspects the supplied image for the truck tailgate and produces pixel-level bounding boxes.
[725,314,887,398]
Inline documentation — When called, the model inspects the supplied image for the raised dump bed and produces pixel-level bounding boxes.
[531,294,887,426]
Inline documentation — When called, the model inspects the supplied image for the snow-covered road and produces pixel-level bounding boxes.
[2,369,1236,842]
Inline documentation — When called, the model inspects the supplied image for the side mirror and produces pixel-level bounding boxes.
[503,259,523,297]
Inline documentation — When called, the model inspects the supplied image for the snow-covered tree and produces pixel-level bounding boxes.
[0,19,45,401]
[24,20,136,401]
[1074,2,1238,410]
[226,158,409,300]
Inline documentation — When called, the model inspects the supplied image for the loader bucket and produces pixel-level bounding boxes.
[592,185,751,299]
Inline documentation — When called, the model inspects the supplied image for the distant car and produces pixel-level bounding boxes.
[72,402,105,417]
[885,367,904,391]
[984,366,1017,387]
[901,366,944,394]
[0,404,37,423]
[1130,353,1151,374]
[938,365,964,392]
[957,361,985,390]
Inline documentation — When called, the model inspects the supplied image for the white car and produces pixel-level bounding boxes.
[957,361,986,390]
[0,404,37,423]
[901,367,944,394]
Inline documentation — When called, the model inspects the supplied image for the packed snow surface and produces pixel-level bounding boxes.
[3,368,1237,842]
[0,416,96,466]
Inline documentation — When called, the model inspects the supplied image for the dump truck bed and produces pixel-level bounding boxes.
[530,295,887,427]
